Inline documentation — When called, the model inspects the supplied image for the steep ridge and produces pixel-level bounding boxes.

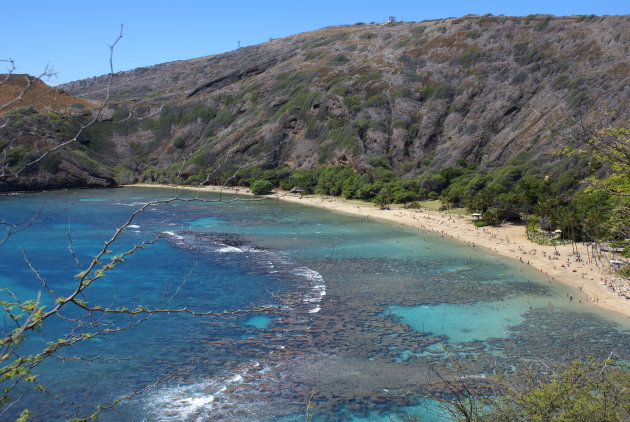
[2,14,629,191]
[0,76,115,191]
[0,74,92,114]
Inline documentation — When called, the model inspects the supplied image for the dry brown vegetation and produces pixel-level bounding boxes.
[0,74,92,115]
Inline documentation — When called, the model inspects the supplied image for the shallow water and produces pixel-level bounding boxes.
[1,186,629,421]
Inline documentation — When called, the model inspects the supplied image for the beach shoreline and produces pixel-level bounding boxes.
[125,183,630,320]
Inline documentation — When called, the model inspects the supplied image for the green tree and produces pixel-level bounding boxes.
[565,122,630,275]
[250,179,274,195]
[284,168,320,192]
[341,173,364,199]
[579,124,629,240]
[375,187,392,209]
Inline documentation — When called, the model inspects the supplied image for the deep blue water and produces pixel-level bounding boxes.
[1,186,629,421]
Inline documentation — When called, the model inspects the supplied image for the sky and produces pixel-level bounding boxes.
[2,0,628,85]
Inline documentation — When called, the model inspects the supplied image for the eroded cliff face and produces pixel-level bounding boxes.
[2,15,629,190]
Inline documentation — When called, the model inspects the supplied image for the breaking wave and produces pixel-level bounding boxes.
[161,231,327,314]
[146,361,284,421]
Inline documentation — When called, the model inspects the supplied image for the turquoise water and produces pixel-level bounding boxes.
[1,186,629,421]
[388,295,559,344]
[244,315,273,329]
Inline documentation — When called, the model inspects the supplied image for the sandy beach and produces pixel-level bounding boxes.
[127,184,630,320]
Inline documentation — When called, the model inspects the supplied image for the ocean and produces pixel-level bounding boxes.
[1,186,629,421]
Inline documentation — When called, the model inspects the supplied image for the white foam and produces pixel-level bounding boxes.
[181,394,215,407]
[289,265,326,313]
[228,374,243,383]
[162,231,184,240]
[217,246,243,253]
[147,361,271,421]
[128,224,140,229]
[164,231,327,314]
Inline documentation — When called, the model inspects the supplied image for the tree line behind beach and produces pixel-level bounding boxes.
[214,124,629,273]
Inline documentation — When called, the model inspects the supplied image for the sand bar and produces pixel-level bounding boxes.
[125,184,630,320]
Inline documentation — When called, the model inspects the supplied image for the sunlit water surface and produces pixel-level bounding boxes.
[1,186,629,421]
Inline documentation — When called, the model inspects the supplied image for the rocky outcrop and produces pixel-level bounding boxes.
[0,153,116,192]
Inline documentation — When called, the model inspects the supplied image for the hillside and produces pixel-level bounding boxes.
[0,75,115,191]
[1,14,629,191]
[0,74,92,114]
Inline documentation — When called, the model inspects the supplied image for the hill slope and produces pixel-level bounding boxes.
[0,75,115,191]
[2,14,629,191]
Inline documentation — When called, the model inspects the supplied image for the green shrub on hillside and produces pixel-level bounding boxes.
[305,31,349,49]
[365,94,389,108]
[568,87,589,108]
[356,72,382,85]
[394,39,410,48]
[392,120,411,130]
[343,96,363,114]
[409,26,426,36]
[421,86,435,99]
[359,32,377,40]
[329,54,350,66]
[513,42,544,65]
[553,74,570,90]
[305,50,325,61]
[457,49,486,67]
[329,84,353,96]
[511,71,528,84]
[273,70,320,92]
[7,106,36,116]
[5,146,29,167]
[576,14,598,23]
[466,30,482,39]
[67,149,109,173]
[535,16,552,31]
[281,86,322,116]
[214,109,237,127]
[433,84,455,99]
[524,14,539,24]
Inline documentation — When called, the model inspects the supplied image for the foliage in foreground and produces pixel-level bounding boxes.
[475,358,630,422]
[426,357,630,422]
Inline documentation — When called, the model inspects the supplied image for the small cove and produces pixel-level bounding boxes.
[1,186,629,421]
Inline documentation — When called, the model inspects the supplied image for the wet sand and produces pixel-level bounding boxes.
[125,184,630,320]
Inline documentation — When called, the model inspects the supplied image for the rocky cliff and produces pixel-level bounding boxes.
[2,14,629,190]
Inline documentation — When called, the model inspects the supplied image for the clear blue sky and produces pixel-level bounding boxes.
[2,0,628,85]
